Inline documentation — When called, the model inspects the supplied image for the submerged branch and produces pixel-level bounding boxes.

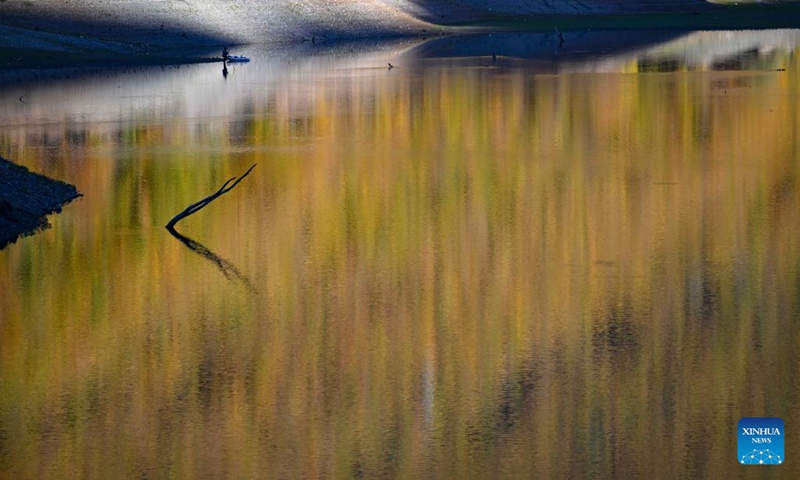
[166,164,256,230]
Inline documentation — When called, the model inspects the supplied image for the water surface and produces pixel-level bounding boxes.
[1,30,799,479]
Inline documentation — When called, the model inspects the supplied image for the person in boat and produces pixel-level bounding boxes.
[222,47,229,62]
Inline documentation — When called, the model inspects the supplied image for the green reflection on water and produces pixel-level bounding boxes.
[1,35,799,479]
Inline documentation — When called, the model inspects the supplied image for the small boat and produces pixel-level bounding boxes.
[226,55,250,63]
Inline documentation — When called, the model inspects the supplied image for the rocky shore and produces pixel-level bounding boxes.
[0,156,80,249]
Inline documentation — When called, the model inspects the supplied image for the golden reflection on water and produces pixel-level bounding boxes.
[1,40,800,478]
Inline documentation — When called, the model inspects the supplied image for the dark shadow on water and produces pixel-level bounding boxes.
[407,30,685,64]
[0,2,231,75]
[400,0,716,24]
[0,4,232,51]
[404,29,800,73]
[166,226,256,293]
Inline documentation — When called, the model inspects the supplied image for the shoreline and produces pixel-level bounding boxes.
[0,156,80,250]
[2,3,799,70]
[466,3,800,32]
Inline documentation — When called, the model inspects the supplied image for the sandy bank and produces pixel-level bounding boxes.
[3,1,799,70]
[3,0,798,72]
[0,0,716,62]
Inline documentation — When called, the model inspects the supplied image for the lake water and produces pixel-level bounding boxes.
[1,30,799,479]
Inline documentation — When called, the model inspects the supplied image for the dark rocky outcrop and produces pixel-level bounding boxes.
[0,155,80,249]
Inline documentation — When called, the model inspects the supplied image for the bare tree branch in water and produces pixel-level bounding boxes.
[165,164,257,291]
[166,164,256,230]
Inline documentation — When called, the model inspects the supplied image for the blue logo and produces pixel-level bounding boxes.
[738,417,784,465]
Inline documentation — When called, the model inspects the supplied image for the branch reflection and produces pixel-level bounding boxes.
[166,226,256,292]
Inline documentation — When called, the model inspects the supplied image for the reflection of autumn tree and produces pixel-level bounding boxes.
[1,51,799,478]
